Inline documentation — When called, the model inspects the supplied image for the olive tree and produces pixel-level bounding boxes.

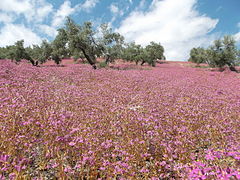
[64,18,101,69]
[189,35,239,71]
[51,29,69,65]
[141,42,165,67]
[26,40,52,65]
[122,42,142,65]
[122,41,165,67]
[9,40,36,65]
[188,47,207,65]
[0,47,8,59]
[99,23,124,64]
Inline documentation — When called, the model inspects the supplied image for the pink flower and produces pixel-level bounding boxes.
[205,154,215,160]
[99,167,105,171]
[69,141,76,146]
[140,167,149,173]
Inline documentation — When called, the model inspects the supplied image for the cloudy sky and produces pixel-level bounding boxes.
[0,0,239,61]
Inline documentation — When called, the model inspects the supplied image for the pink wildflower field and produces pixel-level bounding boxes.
[0,60,240,179]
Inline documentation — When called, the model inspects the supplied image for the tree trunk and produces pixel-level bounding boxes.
[229,66,238,72]
[29,59,37,66]
[105,54,111,64]
[141,60,145,66]
[81,48,97,69]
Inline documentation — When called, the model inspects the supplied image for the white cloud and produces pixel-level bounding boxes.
[38,24,58,37]
[109,4,124,24]
[110,4,119,14]
[0,0,32,15]
[0,13,14,23]
[0,24,42,47]
[0,0,54,47]
[110,4,124,16]
[139,0,146,9]
[234,22,240,43]
[52,0,76,27]
[82,0,99,11]
[117,0,218,61]
[28,0,53,22]
[0,0,53,23]
[51,0,99,27]
[234,32,240,42]
[36,3,53,22]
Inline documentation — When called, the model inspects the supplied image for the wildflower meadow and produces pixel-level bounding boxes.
[0,60,239,179]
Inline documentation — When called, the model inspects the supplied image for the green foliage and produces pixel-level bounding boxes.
[188,47,207,65]
[208,36,239,68]
[237,50,240,66]
[145,41,165,66]
[41,40,53,63]
[190,35,240,69]
[51,53,62,65]
[6,40,33,64]
[122,42,142,64]
[1,39,54,66]
[1,18,166,69]
[99,61,108,68]
[25,40,52,65]
[3,46,16,60]
[52,29,68,57]
[65,18,99,68]
[24,28,69,65]
[63,17,125,69]
[122,41,165,67]
[0,47,8,59]
[71,49,85,63]
[50,29,69,65]
[13,40,24,62]
[99,23,124,64]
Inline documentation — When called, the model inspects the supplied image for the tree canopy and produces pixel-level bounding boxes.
[122,41,165,67]
[189,35,240,69]
[0,17,166,69]
[188,47,207,65]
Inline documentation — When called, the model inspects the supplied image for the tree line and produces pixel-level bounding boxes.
[189,35,240,70]
[0,17,165,69]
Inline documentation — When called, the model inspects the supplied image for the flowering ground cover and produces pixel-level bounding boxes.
[0,60,239,179]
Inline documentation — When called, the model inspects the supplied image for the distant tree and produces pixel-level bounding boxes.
[221,35,239,68]
[122,41,165,67]
[0,47,7,59]
[208,42,223,68]
[122,42,142,65]
[4,45,15,61]
[71,49,85,63]
[51,29,68,65]
[139,47,149,66]
[99,23,124,64]
[64,17,126,69]
[41,40,53,64]
[188,47,207,65]
[26,40,52,65]
[9,40,35,65]
[13,40,26,63]
[25,46,38,65]
[141,42,165,67]
[207,36,238,68]
[189,35,239,71]
[237,49,240,66]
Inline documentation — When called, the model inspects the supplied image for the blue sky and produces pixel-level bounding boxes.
[0,0,239,61]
